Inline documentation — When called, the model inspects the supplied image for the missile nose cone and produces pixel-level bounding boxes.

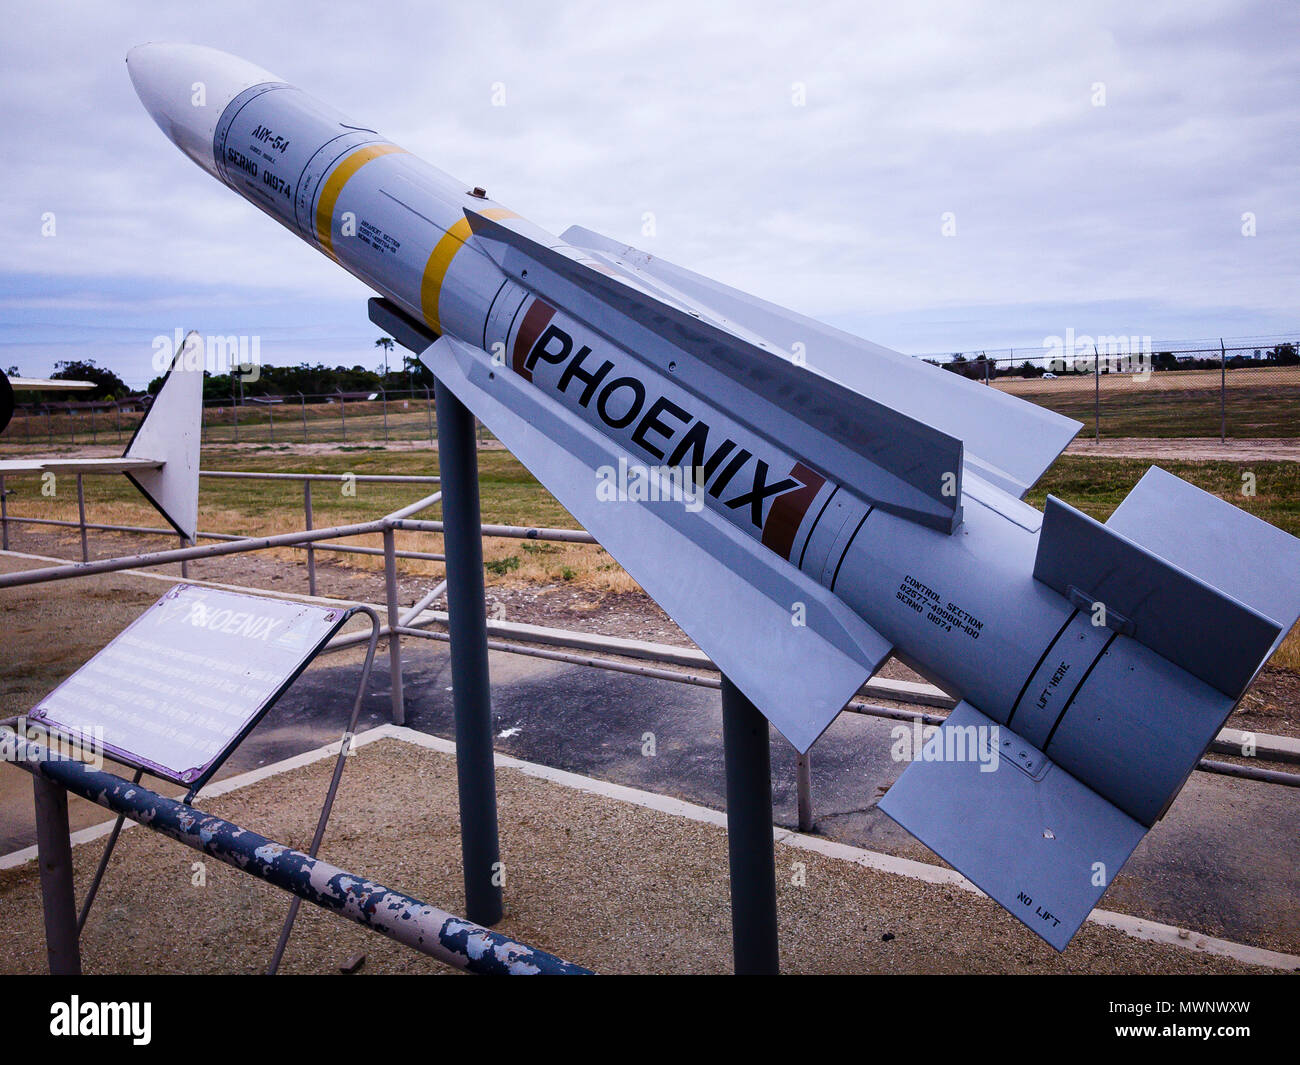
[127,43,281,177]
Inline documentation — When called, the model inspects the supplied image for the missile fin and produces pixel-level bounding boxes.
[121,336,204,540]
[561,224,1081,499]
[877,702,1146,952]
[421,333,893,752]
[467,210,965,535]
[1105,466,1300,663]
[1034,495,1282,699]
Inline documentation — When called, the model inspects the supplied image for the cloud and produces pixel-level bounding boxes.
[1,0,1295,385]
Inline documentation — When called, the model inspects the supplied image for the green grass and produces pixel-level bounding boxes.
[1026,456,1300,536]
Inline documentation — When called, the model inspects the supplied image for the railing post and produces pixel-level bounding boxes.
[33,774,81,975]
[720,675,780,975]
[304,480,317,596]
[434,376,503,926]
[76,473,89,563]
[796,750,814,832]
[382,526,406,726]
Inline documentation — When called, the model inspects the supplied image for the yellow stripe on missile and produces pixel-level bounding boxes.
[314,143,407,258]
[420,207,518,335]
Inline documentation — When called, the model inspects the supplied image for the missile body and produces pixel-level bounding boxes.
[128,45,1300,950]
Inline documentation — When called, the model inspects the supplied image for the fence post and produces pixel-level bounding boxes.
[382,526,406,726]
[1093,343,1101,442]
[76,473,89,563]
[381,388,389,443]
[434,375,503,927]
[720,676,780,974]
[33,774,81,975]
[1220,338,1227,444]
[114,401,121,444]
[304,480,317,596]
[89,403,96,443]
[232,391,240,444]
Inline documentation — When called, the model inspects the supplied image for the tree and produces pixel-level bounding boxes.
[51,359,129,400]
[1271,342,1298,366]
[375,336,395,379]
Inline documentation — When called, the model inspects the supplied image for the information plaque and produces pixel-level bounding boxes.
[29,584,347,791]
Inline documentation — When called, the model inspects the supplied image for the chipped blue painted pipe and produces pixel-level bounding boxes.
[5,733,589,975]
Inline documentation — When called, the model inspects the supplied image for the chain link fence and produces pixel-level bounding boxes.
[7,342,1298,448]
[4,387,495,449]
[921,342,1300,440]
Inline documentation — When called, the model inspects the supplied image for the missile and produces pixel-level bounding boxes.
[128,44,1300,950]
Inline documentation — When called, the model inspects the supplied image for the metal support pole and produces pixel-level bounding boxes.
[304,480,317,596]
[795,750,814,832]
[382,527,406,726]
[268,608,382,973]
[434,375,503,926]
[77,768,143,934]
[720,675,780,975]
[1220,337,1227,444]
[76,473,89,563]
[32,774,81,975]
[1093,343,1100,442]
[179,535,189,579]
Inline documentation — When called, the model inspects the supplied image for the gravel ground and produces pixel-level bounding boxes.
[0,737,1279,975]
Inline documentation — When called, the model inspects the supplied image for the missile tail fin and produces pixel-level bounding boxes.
[422,334,893,752]
[1104,466,1300,666]
[878,702,1146,952]
[1034,494,1282,700]
[122,335,204,540]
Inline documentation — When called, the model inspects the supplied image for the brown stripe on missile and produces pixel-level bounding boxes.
[512,299,556,381]
[761,462,827,560]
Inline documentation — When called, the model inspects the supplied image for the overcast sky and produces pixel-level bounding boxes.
[1,0,1296,387]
